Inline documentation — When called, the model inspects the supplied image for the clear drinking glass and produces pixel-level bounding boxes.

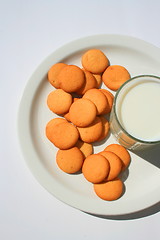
[110,75,160,150]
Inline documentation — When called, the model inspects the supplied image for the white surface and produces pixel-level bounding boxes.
[0,0,160,239]
[17,35,160,216]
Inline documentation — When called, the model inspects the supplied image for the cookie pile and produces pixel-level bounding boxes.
[83,144,130,200]
[45,48,131,201]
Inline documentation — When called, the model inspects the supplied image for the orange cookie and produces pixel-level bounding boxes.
[48,63,67,88]
[46,121,79,149]
[102,65,131,91]
[82,49,109,74]
[75,139,93,158]
[99,89,114,113]
[46,118,67,142]
[77,116,103,143]
[97,116,110,141]
[104,144,131,170]
[83,88,110,115]
[58,65,85,93]
[47,89,72,115]
[76,69,97,95]
[93,73,102,88]
[56,147,84,174]
[82,154,110,183]
[99,151,122,180]
[93,178,124,201]
[69,98,97,127]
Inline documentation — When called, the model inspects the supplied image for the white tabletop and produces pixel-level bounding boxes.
[0,0,160,239]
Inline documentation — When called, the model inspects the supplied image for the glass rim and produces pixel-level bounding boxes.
[113,74,160,145]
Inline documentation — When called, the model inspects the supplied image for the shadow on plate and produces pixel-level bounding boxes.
[84,201,160,220]
[118,168,129,182]
[131,144,160,169]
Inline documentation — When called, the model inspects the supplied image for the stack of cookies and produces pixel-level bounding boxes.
[45,49,131,201]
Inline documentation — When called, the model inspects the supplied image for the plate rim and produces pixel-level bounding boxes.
[17,34,160,216]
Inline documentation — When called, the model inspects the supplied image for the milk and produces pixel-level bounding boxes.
[116,80,160,142]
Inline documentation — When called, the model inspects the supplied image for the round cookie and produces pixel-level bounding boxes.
[81,49,109,74]
[93,178,124,201]
[82,154,110,183]
[48,63,67,88]
[102,65,131,91]
[104,144,131,170]
[77,116,103,143]
[99,151,122,180]
[47,89,72,115]
[75,139,93,158]
[69,98,97,127]
[93,73,102,88]
[83,88,110,115]
[97,116,110,141]
[76,69,97,95]
[46,118,67,142]
[58,65,85,93]
[56,147,84,174]
[99,89,114,113]
[46,121,79,149]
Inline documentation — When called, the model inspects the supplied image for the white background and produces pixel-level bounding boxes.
[0,0,160,239]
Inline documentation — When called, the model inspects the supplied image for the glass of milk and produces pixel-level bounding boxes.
[110,75,160,150]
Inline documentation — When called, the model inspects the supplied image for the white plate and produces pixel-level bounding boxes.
[17,34,160,216]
